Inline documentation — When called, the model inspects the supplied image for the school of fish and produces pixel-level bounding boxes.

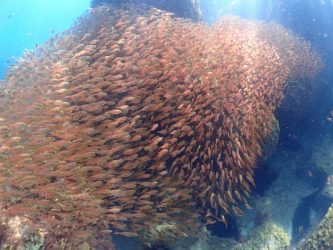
[0,4,323,249]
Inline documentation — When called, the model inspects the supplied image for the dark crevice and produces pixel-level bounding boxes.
[206,215,238,238]
[291,189,331,244]
[253,162,279,196]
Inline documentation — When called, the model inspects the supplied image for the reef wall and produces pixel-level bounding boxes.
[91,0,203,21]
[0,3,322,249]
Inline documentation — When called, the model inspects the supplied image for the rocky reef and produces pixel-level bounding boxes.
[308,137,333,176]
[0,3,322,249]
[298,204,333,249]
[234,222,289,250]
[0,217,45,249]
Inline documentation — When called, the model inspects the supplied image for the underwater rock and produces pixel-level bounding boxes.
[235,147,318,244]
[293,136,333,190]
[309,137,333,176]
[323,175,333,199]
[297,203,333,250]
[0,216,45,250]
[291,190,322,245]
[164,226,237,250]
[90,0,202,21]
[234,222,290,250]
[0,3,322,248]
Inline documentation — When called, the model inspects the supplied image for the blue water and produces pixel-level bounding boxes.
[0,0,90,80]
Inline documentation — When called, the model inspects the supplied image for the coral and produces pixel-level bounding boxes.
[0,3,322,248]
[297,204,333,250]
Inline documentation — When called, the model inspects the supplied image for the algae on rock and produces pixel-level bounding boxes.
[298,204,333,250]
[235,222,289,250]
[0,217,45,250]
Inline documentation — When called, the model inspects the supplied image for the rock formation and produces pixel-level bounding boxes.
[298,204,333,250]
